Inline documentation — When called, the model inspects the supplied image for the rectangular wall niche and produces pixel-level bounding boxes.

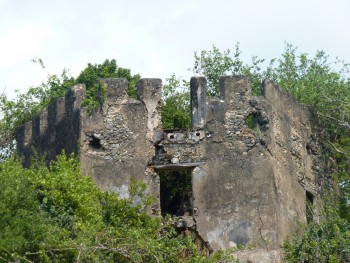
[158,170,193,217]
[306,190,314,223]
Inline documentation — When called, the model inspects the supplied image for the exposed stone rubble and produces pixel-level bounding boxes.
[17,76,327,263]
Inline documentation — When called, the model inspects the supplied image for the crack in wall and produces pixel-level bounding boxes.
[257,205,269,251]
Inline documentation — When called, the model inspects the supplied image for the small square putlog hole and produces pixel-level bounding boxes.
[158,170,193,217]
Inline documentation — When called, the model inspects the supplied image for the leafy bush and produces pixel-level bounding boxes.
[76,59,140,112]
[0,153,211,262]
[283,198,350,263]
[162,74,191,129]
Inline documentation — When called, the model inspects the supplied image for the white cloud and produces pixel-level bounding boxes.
[166,1,198,20]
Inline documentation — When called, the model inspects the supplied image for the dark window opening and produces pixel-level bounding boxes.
[158,170,193,217]
[245,114,258,130]
[88,134,102,149]
[306,191,314,223]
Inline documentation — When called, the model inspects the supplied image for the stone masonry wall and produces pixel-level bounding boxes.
[79,78,161,198]
[151,76,323,262]
[16,76,325,263]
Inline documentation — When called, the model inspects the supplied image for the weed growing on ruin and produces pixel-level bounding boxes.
[245,114,258,130]
[245,114,263,141]
[81,80,107,113]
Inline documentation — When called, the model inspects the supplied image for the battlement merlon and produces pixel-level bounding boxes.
[219,76,251,106]
[190,77,207,129]
[190,76,253,127]
[137,78,162,139]
[101,78,129,103]
[18,75,255,150]
[101,78,163,141]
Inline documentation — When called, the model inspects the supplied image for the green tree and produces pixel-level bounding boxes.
[161,74,191,129]
[192,45,242,96]
[0,153,212,262]
[191,43,267,96]
[283,197,350,263]
[77,59,140,111]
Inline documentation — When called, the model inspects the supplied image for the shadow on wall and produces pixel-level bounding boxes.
[16,86,85,167]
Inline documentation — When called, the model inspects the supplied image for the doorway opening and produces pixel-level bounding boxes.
[158,170,193,217]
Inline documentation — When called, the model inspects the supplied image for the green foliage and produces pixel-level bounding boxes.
[0,69,74,152]
[204,249,239,263]
[267,44,350,219]
[245,114,258,130]
[283,198,350,263]
[129,176,155,207]
[159,170,193,216]
[269,44,350,135]
[75,59,140,99]
[191,43,267,95]
[0,153,214,262]
[162,74,191,129]
[81,80,107,112]
[192,45,242,96]
[76,59,141,112]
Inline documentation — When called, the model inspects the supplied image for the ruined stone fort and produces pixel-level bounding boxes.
[17,76,325,262]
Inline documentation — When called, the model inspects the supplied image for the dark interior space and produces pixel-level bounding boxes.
[306,190,314,223]
[158,170,193,217]
[88,134,102,149]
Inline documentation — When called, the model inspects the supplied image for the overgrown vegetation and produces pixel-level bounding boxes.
[1,43,350,261]
[283,196,350,263]
[159,170,193,217]
[0,153,225,262]
[161,74,191,129]
[191,43,265,96]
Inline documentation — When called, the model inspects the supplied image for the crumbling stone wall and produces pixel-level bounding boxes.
[17,76,325,263]
[80,78,161,197]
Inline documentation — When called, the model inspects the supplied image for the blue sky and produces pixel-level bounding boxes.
[1,0,349,98]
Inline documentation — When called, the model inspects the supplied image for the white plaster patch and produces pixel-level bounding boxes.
[107,184,129,199]
[207,226,226,249]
